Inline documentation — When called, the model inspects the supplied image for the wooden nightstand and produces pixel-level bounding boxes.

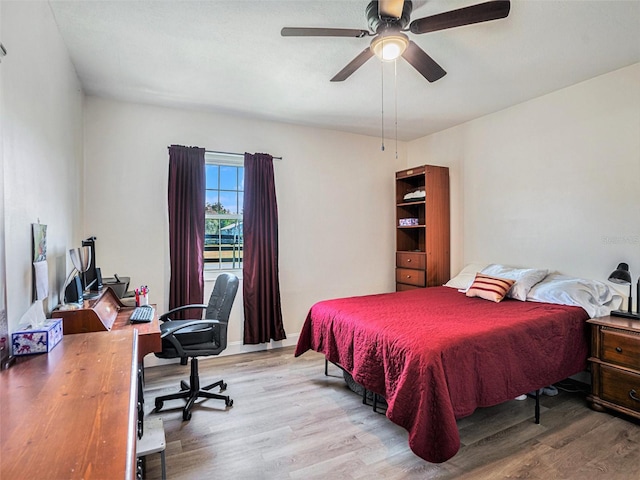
[587,316,640,420]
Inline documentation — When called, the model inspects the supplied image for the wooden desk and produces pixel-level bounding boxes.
[1,293,162,479]
[53,287,162,362]
[114,307,162,362]
[0,330,139,479]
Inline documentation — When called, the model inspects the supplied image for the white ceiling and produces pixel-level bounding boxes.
[48,0,640,141]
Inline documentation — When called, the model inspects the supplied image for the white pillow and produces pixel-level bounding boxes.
[444,263,489,290]
[480,264,548,301]
[527,273,623,318]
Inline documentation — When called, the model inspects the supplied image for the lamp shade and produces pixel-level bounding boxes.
[70,246,91,274]
[59,246,91,306]
[608,262,631,285]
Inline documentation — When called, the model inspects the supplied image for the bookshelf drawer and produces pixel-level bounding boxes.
[396,252,426,270]
[396,268,426,287]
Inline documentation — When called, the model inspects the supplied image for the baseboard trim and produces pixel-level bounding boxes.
[223,333,299,356]
[143,332,300,368]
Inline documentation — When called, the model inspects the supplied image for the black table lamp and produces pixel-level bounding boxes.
[608,262,639,319]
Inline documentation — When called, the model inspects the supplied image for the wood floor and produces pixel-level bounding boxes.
[141,346,640,480]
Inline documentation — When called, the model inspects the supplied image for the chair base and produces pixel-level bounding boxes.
[154,358,233,421]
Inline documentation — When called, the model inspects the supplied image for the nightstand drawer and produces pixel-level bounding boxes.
[396,268,426,287]
[601,329,640,370]
[396,252,426,270]
[600,365,640,414]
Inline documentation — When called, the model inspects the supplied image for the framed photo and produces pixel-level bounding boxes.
[32,223,47,262]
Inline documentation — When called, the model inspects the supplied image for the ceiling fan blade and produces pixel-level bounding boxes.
[409,0,510,35]
[331,47,375,82]
[401,41,446,82]
[379,0,405,19]
[281,27,370,38]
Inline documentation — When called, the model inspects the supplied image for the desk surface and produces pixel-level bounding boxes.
[116,306,162,362]
[1,304,162,479]
[0,330,139,479]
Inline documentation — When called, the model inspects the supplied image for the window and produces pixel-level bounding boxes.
[205,152,243,270]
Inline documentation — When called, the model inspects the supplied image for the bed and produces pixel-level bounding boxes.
[294,266,622,463]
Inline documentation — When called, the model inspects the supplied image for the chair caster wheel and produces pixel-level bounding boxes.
[183,410,192,421]
[155,400,164,411]
[220,382,227,392]
[226,398,233,407]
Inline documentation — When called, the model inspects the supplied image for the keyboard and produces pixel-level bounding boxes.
[129,306,154,323]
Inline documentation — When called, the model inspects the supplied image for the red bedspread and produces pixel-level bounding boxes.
[295,286,589,463]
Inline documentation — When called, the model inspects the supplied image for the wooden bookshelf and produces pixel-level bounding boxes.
[395,165,450,290]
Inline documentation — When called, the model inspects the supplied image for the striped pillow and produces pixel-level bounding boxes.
[466,273,515,303]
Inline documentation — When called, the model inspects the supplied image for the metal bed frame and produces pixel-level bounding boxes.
[324,358,541,423]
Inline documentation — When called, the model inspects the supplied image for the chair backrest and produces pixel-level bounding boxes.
[206,273,239,347]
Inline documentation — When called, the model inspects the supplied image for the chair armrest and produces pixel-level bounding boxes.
[160,319,225,338]
[159,304,208,322]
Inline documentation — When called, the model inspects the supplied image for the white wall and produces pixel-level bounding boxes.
[406,131,464,273]
[409,63,640,310]
[1,1,84,333]
[3,0,637,357]
[83,97,404,358]
[0,0,7,359]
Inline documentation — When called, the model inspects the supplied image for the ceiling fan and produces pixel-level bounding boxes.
[282,0,510,83]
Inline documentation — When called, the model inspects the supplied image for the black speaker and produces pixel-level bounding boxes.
[65,275,83,303]
[94,267,103,291]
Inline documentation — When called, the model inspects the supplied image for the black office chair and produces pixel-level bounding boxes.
[154,273,239,421]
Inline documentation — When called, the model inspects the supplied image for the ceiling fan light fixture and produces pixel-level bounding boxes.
[371,33,408,61]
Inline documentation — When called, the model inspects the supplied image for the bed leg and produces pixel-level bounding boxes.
[362,388,368,405]
[324,358,328,376]
[535,389,540,424]
[373,393,379,413]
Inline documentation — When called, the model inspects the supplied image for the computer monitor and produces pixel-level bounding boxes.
[81,236,102,292]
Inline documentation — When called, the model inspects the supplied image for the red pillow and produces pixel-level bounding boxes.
[466,273,516,303]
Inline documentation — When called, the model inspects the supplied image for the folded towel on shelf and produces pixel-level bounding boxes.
[403,190,426,201]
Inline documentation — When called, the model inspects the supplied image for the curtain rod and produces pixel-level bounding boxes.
[206,149,282,161]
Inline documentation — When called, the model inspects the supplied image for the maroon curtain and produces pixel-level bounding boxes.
[243,153,286,344]
[167,145,205,319]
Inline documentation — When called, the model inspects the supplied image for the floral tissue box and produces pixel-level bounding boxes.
[399,218,419,226]
[12,319,63,356]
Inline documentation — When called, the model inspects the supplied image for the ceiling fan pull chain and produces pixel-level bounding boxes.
[394,59,398,160]
[381,57,385,152]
